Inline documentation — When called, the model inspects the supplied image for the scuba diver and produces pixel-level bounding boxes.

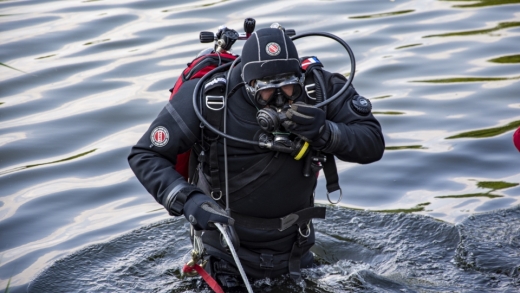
[128,23,385,290]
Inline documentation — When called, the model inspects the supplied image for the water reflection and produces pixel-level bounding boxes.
[1,0,520,291]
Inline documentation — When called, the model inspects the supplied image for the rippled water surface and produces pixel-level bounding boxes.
[1,0,519,292]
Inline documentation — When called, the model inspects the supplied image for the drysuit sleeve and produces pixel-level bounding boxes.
[128,79,204,216]
[318,71,385,164]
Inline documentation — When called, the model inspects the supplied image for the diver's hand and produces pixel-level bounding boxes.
[283,102,329,148]
[183,193,234,231]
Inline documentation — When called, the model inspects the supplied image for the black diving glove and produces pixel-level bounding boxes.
[183,193,234,231]
[283,102,330,149]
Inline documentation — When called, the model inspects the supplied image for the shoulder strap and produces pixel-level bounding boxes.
[200,71,229,199]
[301,58,341,203]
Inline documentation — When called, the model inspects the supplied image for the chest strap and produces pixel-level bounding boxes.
[230,206,326,232]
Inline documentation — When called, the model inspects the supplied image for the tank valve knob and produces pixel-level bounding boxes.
[244,18,256,37]
[199,31,215,43]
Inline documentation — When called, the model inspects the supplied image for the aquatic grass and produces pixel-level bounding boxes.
[441,0,520,8]
[371,95,392,100]
[488,54,520,64]
[373,111,405,115]
[0,149,97,176]
[201,0,229,7]
[436,180,517,199]
[350,9,415,19]
[411,76,520,83]
[0,62,27,73]
[3,278,10,293]
[435,193,503,199]
[446,120,520,139]
[83,39,110,46]
[477,181,519,190]
[35,54,57,60]
[385,145,424,150]
[395,43,422,50]
[373,202,431,213]
[423,21,520,38]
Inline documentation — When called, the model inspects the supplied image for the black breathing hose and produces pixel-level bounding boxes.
[192,60,258,146]
[223,57,242,213]
[312,68,327,113]
[291,32,356,108]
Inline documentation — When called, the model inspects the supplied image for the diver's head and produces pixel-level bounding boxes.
[241,28,303,108]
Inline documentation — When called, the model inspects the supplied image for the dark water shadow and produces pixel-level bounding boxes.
[27,205,520,292]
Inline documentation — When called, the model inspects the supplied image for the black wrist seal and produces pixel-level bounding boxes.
[162,182,205,216]
[320,120,341,154]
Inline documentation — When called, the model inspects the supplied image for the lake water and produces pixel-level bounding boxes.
[1,0,519,292]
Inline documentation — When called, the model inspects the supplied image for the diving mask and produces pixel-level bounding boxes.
[249,73,303,107]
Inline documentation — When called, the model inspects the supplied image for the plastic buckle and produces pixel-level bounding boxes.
[305,83,316,100]
[260,253,274,269]
[206,95,225,111]
[279,213,299,231]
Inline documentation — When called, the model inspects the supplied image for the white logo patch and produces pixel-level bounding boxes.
[266,42,281,56]
[151,126,169,147]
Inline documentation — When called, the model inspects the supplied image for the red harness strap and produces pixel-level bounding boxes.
[183,263,224,293]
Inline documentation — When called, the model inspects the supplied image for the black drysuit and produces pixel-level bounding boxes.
[128,63,385,279]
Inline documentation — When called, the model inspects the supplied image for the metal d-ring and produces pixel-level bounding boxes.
[298,222,311,238]
[326,187,343,204]
[211,190,222,201]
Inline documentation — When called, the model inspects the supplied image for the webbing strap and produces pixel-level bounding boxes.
[204,87,225,197]
[288,242,303,282]
[183,263,224,293]
[209,141,222,197]
[323,153,340,194]
[288,222,310,282]
[230,206,326,231]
